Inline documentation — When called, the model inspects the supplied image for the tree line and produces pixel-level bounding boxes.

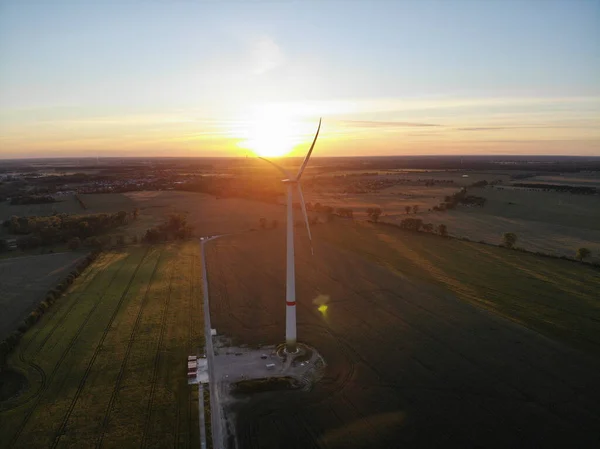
[9,195,57,205]
[1,209,137,251]
[512,183,597,195]
[501,232,593,262]
[0,251,100,370]
[432,188,486,211]
[143,214,194,243]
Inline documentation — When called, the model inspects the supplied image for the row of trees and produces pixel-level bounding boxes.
[512,183,597,195]
[366,207,382,222]
[432,188,487,212]
[305,202,334,214]
[336,207,354,218]
[398,218,448,236]
[404,205,419,214]
[502,232,593,262]
[0,251,99,369]
[9,195,56,205]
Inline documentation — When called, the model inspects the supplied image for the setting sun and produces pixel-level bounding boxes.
[237,115,303,157]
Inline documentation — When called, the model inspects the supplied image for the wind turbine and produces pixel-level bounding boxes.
[259,118,321,354]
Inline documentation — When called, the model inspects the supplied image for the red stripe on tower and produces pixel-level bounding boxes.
[286,301,296,306]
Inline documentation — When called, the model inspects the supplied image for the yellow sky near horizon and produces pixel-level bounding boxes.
[1,96,599,158]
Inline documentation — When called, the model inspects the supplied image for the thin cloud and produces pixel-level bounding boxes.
[340,120,441,128]
[456,127,510,131]
[455,124,598,131]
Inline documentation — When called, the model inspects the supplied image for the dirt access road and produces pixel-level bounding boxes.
[205,227,600,449]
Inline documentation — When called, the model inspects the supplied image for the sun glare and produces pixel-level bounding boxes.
[237,115,303,157]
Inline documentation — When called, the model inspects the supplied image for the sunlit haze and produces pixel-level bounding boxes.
[1,0,599,158]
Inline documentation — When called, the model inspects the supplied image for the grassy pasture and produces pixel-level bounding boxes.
[476,187,600,230]
[0,242,203,449]
[206,221,600,448]
[0,251,86,340]
[410,187,600,261]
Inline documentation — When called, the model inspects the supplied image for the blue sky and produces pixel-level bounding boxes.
[1,0,599,157]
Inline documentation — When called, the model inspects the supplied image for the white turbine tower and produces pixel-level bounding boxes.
[259,118,321,353]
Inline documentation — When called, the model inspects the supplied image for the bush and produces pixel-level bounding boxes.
[67,237,81,250]
[5,331,21,348]
[25,313,38,326]
[399,218,423,231]
[502,232,518,249]
[84,236,102,249]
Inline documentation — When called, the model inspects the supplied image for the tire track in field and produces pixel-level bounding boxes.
[141,248,176,449]
[6,255,116,410]
[174,247,194,449]
[183,246,196,449]
[349,284,600,431]
[7,252,130,445]
[95,249,163,449]
[32,253,119,356]
[50,247,150,449]
[20,253,110,355]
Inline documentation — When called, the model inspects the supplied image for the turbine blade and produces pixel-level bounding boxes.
[297,184,313,255]
[258,156,291,178]
[295,118,322,181]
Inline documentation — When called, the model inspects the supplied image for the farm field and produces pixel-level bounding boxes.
[0,242,204,449]
[0,195,83,222]
[306,184,458,220]
[205,221,600,448]
[303,169,600,261]
[76,191,286,237]
[0,251,87,341]
[410,187,600,261]
[525,173,600,187]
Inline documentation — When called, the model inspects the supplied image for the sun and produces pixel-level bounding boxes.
[237,115,301,157]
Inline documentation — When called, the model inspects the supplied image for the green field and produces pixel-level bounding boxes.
[0,243,203,448]
[319,221,600,356]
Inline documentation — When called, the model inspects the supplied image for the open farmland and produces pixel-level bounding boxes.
[205,221,600,448]
[79,191,287,238]
[414,186,600,261]
[0,195,83,222]
[301,168,600,261]
[0,251,86,341]
[0,242,204,449]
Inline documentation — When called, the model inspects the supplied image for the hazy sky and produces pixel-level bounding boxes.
[1,0,599,158]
